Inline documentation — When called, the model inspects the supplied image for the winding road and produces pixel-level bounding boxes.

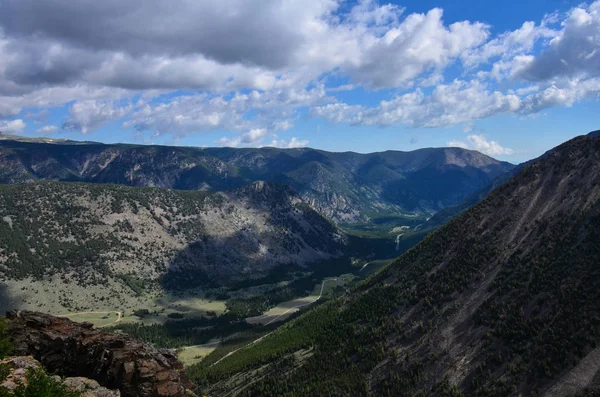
[209,278,338,367]
[60,278,339,367]
[56,279,335,368]
[263,277,337,325]
[180,340,222,350]
[248,277,337,326]
[58,311,123,328]
[210,330,276,368]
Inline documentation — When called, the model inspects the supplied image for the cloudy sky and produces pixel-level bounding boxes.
[0,0,599,162]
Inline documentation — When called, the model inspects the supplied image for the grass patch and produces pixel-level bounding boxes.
[178,345,219,366]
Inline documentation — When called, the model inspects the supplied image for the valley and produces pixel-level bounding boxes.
[0,132,598,396]
[20,263,368,367]
[1,1,599,396]
[187,132,600,396]
[0,142,450,368]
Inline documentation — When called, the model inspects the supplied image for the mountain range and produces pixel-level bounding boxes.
[193,131,600,396]
[0,133,518,315]
[0,134,514,223]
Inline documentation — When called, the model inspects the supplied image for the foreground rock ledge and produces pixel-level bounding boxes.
[0,355,120,396]
[5,311,196,397]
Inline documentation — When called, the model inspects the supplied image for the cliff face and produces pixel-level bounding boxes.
[5,311,196,397]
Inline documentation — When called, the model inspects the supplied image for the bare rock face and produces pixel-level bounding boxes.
[5,311,196,397]
[62,377,121,397]
[0,356,42,392]
[0,356,121,396]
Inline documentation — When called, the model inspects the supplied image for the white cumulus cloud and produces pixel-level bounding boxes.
[447,134,514,156]
[518,2,600,82]
[35,125,58,134]
[218,129,269,147]
[311,80,521,128]
[63,100,132,133]
[0,119,26,134]
[0,0,598,142]
[446,140,469,149]
[270,137,310,148]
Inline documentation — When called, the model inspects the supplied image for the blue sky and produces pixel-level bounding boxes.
[1,0,599,164]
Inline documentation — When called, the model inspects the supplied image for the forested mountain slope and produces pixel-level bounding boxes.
[0,135,514,222]
[194,133,600,396]
[0,181,345,310]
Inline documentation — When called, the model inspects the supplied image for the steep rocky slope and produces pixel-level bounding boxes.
[0,136,514,222]
[5,311,195,397]
[0,181,345,311]
[194,133,600,396]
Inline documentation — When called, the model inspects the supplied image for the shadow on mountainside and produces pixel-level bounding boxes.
[159,222,432,294]
[159,226,342,292]
[0,283,25,314]
[380,165,493,211]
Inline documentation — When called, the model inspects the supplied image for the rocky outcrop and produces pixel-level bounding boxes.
[5,311,196,397]
[0,355,120,396]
